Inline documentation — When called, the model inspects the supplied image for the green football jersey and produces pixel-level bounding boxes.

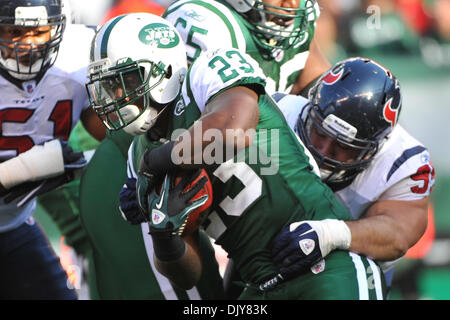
[80,130,224,299]
[163,0,319,93]
[129,48,356,288]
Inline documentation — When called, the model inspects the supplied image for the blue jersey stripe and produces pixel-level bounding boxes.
[386,146,426,182]
[271,92,288,103]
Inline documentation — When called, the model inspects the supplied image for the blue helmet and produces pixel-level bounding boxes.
[297,57,402,189]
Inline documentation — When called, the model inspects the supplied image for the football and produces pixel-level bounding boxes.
[158,169,213,236]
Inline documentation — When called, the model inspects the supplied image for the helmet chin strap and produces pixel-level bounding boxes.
[319,168,331,181]
[320,167,346,184]
[122,104,168,136]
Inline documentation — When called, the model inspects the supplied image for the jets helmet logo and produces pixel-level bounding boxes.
[139,23,180,48]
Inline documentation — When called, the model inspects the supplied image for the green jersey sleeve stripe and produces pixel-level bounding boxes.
[349,252,369,300]
[127,141,137,179]
[367,258,384,300]
[205,77,266,106]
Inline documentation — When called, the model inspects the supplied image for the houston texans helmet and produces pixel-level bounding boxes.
[296,57,402,189]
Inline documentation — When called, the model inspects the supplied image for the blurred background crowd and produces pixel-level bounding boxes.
[38,0,450,300]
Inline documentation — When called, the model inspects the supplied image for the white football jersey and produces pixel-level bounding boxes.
[275,93,434,217]
[164,0,248,61]
[0,24,95,232]
[334,125,434,219]
[163,0,320,94]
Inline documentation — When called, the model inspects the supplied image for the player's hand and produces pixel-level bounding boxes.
[148,170,209,236]
[125,168,164,224]
[119,177,140,224]
[119,171,164,225]
[271,220,351,278]
[59,139,87,170]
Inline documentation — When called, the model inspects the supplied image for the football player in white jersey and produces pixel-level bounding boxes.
[0,0,104,299]
[271,57,435,292]
[163,0,330,95]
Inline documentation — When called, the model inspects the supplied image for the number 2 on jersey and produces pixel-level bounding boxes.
[205,160,262,239]
[208,50,254,83]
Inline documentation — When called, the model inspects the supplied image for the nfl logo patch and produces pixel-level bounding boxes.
[299,238,315,256]
[151,209,165,225]
[24,216,35,226]
[311,259,326,274]
[272,49,284,62]
[22,80,36,94]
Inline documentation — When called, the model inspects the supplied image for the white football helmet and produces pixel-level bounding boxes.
[86,13,187,135]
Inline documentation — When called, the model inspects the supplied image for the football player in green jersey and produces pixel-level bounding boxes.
[163,0,330,95]
[79,130,224,299]
[79,13,225,300]
[164,0,331,292]
[88,12,385,299]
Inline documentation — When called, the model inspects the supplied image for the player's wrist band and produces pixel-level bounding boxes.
[150,231,187,262]
[140,141,177,177]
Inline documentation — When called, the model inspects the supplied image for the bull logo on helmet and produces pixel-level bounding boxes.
[383,98,398,127]
[138,23,180,48]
